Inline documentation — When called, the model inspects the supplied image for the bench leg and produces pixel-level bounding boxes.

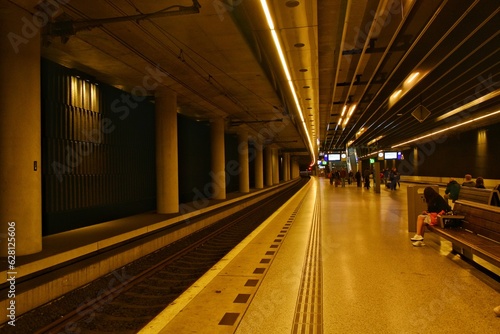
[462,247,473,260]
[452,243,473,260]
[452,243,462,254]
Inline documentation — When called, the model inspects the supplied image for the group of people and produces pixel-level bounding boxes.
[413,173,486,245]
[410,180,499,317]
[382,168,400,190]
[443,174,486,203]
[327,168,354,187]
[359,167,400,190]
[327,168,380,189]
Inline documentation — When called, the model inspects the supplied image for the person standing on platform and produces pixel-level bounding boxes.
[355,170,361,187]
[410,187,451,246]
[334,169,340,187]
[364,168,371,189]
[444,178,461,203]
[389,168,398,190]
[462,174,476,187]
[340,168,347,187]
[387,169,393,189]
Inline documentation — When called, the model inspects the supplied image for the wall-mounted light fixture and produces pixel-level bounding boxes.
[392,109,500,148]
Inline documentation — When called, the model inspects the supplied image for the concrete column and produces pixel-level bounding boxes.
[155,88,179,213]
[265,146,273,186]
[287,154,291,180]
[281,153,286,182]
[374,161,381,194]
[272,148,279,185]
[254,142,264,189]
[283,153,290,181]
[238,130,249,193]
[211,118,226,199]
[0,3,42,255]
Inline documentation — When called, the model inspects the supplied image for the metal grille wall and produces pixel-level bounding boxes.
[41,59,156,235]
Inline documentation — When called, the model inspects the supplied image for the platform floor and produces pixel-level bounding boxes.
[139,177,500,334]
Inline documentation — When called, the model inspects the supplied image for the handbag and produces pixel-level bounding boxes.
[429,210,446,226]
[429,212,439,226]
[439,210,465,228]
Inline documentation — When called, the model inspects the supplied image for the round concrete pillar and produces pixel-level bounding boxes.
[0,3,42,255]
[272,148,279,185]
[283,153,290,181]
[238,130,249,193]
[155,88,179,213]
[254,142,264,189]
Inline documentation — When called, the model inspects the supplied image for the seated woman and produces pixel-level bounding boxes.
[410,187,451,246]
[475,177,485,189]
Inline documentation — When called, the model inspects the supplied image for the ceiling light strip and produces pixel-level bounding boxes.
[260,0,315,161]
[392,109,500,148]
[435,89,500,121]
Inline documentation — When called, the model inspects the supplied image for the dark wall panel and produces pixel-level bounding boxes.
[225,134,240,193]
[177,115,211,203]
[41,59,156,235]
[398,123,500,179]
[248,143,256,188]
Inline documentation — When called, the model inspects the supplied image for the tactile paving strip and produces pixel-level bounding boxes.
[292,189,323,333]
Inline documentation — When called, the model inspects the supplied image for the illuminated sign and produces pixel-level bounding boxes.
[384,152,397,159]
[328,153,341,161]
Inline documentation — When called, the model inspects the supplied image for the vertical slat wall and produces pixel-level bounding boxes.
[177,114,211,203]
[41,59,156,235]
[224,134,240,193]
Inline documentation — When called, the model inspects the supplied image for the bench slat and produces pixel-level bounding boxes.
[457,188,500,206]
[428,226,500,267]
[453,201,500,241]
[428,199,500,269]
[471,246,500,268]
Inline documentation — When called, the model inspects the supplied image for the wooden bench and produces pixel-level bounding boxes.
[457,187,500,206]
[428,200,500,269]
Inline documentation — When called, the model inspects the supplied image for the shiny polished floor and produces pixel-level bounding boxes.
[141,177,500,334]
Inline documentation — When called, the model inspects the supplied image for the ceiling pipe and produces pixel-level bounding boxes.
[45,0,201,43]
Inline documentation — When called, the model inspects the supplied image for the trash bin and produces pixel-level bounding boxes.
[407,185,439,232]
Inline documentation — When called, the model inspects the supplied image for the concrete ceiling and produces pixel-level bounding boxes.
[13,0,500,165]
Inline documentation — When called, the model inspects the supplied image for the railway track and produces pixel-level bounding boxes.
[4,179,308,333]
